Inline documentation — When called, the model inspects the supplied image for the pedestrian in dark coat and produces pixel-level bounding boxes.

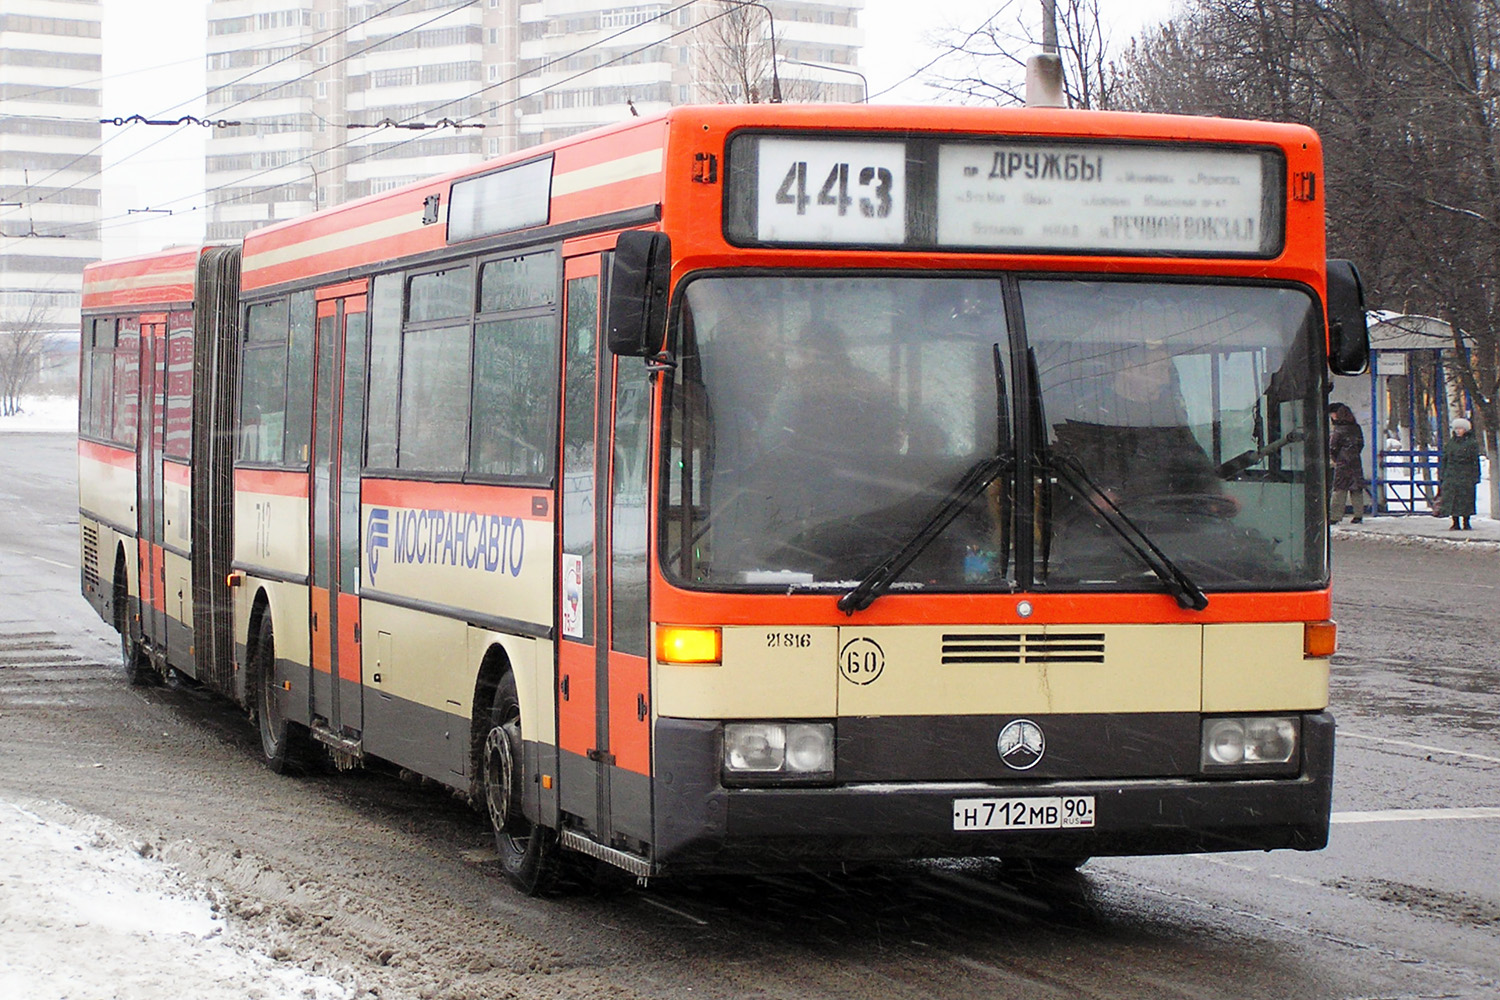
[1438,417,1482,530]
[1327,403,1366,523]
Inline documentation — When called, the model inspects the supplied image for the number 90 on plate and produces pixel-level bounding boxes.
[953,795,1096,831]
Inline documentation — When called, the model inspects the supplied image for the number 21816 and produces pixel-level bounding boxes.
[766,631,812,649]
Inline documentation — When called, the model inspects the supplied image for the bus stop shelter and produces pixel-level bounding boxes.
[1335,313,1471,515]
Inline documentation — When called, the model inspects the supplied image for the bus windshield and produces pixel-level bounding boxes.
[663,274,1327,596]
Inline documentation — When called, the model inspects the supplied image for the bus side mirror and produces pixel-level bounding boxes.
[1326,259,1369,376]
[606,230,672,357]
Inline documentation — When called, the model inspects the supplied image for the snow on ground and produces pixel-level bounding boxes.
[0,798,356,1000]
[0,395,76,433]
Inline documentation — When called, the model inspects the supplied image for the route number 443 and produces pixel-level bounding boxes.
[776,161,894,219]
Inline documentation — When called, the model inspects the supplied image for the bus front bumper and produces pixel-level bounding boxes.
[650,712,1334,874]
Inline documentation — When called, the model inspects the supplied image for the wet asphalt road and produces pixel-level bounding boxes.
[2,430,1497,999]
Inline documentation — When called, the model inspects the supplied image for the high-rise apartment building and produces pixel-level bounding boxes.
[0,0,103,376]
[205,0,864,241]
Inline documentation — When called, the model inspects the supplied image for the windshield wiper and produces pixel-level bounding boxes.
[836,454,1014,614]
[837,344,1013,616]
[1046,453,1210,612]
[1023,347,1205,612]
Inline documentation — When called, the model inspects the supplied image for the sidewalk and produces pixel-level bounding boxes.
[1331,512,1500,550]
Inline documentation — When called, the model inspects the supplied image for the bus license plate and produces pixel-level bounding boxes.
[953,796,1096,831]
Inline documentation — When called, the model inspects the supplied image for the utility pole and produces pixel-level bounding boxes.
[1025,0,1066,108]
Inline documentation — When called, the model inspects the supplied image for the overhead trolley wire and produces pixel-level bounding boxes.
[60,1,763,241]
[10,0,427,210]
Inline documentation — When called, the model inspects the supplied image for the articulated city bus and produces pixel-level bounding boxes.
[79,104,1368,892]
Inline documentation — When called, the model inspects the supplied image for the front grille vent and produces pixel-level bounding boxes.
[942,632,1106,666]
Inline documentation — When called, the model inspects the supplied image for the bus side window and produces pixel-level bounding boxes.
[239,300,290,465]
[365,272,401,470]
[283,292,316,466]
[397,324,470,473]
[468,251,561,480]
[469,317,558,478]
[114,319,140,448]
[85,317,117,439]
[611,358,651,657]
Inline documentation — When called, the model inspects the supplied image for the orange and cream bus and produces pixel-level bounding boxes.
[80,104,1368,892]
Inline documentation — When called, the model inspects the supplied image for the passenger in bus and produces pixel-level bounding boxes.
[761,323,901,458]
[724,323,909,577]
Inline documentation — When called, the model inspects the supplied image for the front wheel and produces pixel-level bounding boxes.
[482,672,562,895]
[251,614,309,773]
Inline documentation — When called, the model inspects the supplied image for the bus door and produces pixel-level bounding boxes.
[310,286,368,742]
[557,253,654,853]
[136,317,168,657]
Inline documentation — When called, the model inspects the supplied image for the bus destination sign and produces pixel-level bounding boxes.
[936,142,1271,254]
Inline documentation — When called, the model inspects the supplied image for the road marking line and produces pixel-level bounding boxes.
[1339,730,1500,765]
[636,895,709,926]
[29,555,70,569]
[1331,807,1500,825]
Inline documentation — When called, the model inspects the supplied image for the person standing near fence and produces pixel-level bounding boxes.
[1438,416,1482,530]
[1328,402,1366,524]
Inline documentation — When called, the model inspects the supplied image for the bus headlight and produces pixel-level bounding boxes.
[723,722,834,785]
[1200,716,1300,773]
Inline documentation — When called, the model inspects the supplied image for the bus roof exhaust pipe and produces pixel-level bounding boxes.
[1026,0,1066,108]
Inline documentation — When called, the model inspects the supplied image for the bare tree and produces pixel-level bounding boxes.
[0,294,54,417]
[695,3,778,104]
[926,0,1118,109]
[1116,0,1500,518]
[692,2,827,104]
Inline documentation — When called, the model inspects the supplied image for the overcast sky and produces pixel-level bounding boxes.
[98,0,1178,259]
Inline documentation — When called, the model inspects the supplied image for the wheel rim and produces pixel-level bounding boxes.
[482,725,515,831]
[483,711,530,856]
[258,634,282,750]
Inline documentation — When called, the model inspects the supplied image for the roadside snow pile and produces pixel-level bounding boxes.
[0,395,75,433]
[0,799,355,1000]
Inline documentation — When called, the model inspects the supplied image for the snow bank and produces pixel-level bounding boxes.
[0,799,355,1000]
[0,395,76,433]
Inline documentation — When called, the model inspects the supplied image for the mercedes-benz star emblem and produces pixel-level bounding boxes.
[997,719,1045,770]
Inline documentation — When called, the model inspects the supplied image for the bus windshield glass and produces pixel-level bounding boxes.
[1026,279,1326,593]
[663,274,1327,595]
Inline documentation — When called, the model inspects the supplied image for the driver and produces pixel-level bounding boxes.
[1051,341,1222,508]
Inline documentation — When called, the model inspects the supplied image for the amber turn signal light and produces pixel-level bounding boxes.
[1304,620,1337,658]
[656,625,722,664]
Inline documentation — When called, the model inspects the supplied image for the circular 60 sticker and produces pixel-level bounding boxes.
[839,637,885,685]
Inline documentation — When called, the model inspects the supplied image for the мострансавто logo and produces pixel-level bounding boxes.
[365,507,525,585]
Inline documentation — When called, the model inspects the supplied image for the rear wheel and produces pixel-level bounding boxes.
[482,672,562,895]
[114,560,154,686]
[252,614,308,773]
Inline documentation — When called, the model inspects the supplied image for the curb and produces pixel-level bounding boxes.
[1331,523,1500,552]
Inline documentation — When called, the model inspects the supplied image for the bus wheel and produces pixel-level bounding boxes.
[251,615,308,773]
[483,672,560,895]
[114,563,154,686]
